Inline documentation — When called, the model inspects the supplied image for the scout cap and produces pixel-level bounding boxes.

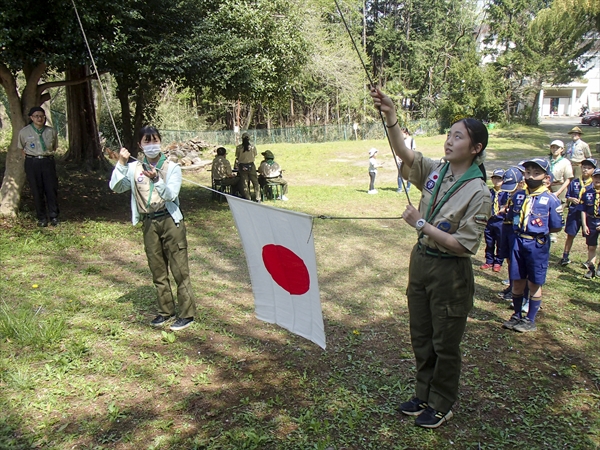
[369,148,378,156]
[582,158,597,168]
[501,166,524,192]
[593,168,600,177]
[492,168,505,178]
[516,160,526,173]
[261,150,274,159]
[568,126,583,135]
[550,140,564,148]
[523,158,551,174]
[242,132,250,139]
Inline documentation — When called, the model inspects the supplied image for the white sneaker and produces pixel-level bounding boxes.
[368,189,378,194]
[281,195,288,201]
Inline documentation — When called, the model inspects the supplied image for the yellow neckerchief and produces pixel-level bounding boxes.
[580,177,592,201]
[519,184,547,229]
[595,188,600,216]
[492,187,501,215]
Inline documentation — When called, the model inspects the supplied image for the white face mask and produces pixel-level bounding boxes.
[142,144,161,158]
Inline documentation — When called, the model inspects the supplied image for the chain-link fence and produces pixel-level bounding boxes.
[160,119,440,146]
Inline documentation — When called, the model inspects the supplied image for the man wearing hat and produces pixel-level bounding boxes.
[481,168,509,272]
[502,158,564,333]
[258,150,288,201]
[560,157,597,265]
[17,106,60,227]
[235,132,260,201]
[565,127,591,180]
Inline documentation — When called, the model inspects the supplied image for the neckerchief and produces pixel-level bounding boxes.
[30,124,47,153]
[266,159,275,166]
[492,188,501,215]
[579,178,592,200]
[519,185,547,229]
[423,162,484,225]
[549,155,563,173]
[143,153,167,209]
[595,189,600,217]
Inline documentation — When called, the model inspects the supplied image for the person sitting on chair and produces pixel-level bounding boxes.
[258,150,289,201]
[212,147,241,196]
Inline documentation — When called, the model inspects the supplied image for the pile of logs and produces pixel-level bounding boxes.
[162,139,215,169]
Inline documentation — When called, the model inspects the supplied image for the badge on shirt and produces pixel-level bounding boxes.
[539,197,549,205]
[437,221,451,232]
[474,214,489,226]
[29,143,35,149]
[425,171,439,192]
[137,173,145,183]
[516,194,525,201]
[531,218,543,227]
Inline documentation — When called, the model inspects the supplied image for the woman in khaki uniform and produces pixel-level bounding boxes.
[371,88,491,429]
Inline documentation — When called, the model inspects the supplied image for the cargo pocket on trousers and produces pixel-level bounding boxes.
[446,303,469,318]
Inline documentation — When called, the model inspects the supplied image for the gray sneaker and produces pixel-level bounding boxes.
[502,314,521,330]
[513,317,537,333]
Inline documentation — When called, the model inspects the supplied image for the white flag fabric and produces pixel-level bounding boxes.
[227,196,326,349]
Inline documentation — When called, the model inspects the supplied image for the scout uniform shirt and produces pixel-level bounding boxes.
[566,139,591,164]
[566,177,592,214]
[133,160,169,215]
[258,160,282,178]
[17,124,58,156]
[581,184,600,223]
[212,155,234,180]
[235,143,257,165]
[509,186,563,236]
[549,156,574,187]
[404,152,491,256]
[490,188,509,221]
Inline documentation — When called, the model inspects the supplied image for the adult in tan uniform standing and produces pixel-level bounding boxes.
[235,132,260,201]
[565,126,592,180]
[371,88,491,429]
[17,107,59,227]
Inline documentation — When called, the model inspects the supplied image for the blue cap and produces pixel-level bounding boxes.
[582,158,597,168]
[593,168,600,177]
[501,166,524,192]
[523,158,551,174]
[516,161,526,172]
[492,168,505,178]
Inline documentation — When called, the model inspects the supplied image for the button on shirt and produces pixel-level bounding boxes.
[405,152,491,256]
[17,124,58,156]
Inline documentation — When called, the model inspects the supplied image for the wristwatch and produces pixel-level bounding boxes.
[415,218,427,232]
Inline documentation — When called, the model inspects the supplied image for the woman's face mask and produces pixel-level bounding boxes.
[142,144,161,158]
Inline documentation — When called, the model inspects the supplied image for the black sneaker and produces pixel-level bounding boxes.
[415,406,453,428]
[585,264,596,279]
[496,286,512,300]
[502,314,521,330]
[50,218,59,226]
[559,257,570,266]
[513,317,537,333]
[37,219,48,227]
[150,315,174,327]
[397,397,428,416]
[170,317,194,331]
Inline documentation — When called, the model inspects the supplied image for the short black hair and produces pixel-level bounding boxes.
[28,106,44,116]
[216,147,226,156]
[138,126,162,143]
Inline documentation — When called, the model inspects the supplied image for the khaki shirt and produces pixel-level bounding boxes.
[404,152,491,256]
[17,124,58,156]
[258,160,282,178]
[550,157,573,185]
[567,139,591,164]
[133,161,169,214]
[212,155,233,180]
[235,143,257,164]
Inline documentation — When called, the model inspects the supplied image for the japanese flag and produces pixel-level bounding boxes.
[227,196,326,349]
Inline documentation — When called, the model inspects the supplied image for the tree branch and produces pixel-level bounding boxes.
[37,72,104,95]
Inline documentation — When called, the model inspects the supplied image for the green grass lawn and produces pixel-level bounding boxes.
[1,123,600,449]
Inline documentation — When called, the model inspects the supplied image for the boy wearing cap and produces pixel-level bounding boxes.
[502,158,564,333]
[565,127,591,180]
[580,168,600,278]
[481,169,509,272]
[368,148,383,194]
[258,150,288,201]
[560,158,596,265]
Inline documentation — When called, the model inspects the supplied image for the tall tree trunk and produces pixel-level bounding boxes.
[65,66,103,170]
[117,83,135,154]
[0,62,46,217]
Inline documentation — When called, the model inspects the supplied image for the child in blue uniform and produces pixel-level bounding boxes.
[560,158,596,266]
[502,158,564,333]
[482,169,509,272]
[497,167,525,300]
[580,168,600,278]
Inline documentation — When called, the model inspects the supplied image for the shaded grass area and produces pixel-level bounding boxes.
[1,123,600,449]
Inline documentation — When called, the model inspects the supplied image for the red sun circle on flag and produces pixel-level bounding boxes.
[262,244,310,295]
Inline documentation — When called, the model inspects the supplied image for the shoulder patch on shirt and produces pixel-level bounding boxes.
[425,171,440,192]
[437,221,452,232]
[474,214,489,226]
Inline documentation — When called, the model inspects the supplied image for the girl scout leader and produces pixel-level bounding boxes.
[371,88,491,429]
